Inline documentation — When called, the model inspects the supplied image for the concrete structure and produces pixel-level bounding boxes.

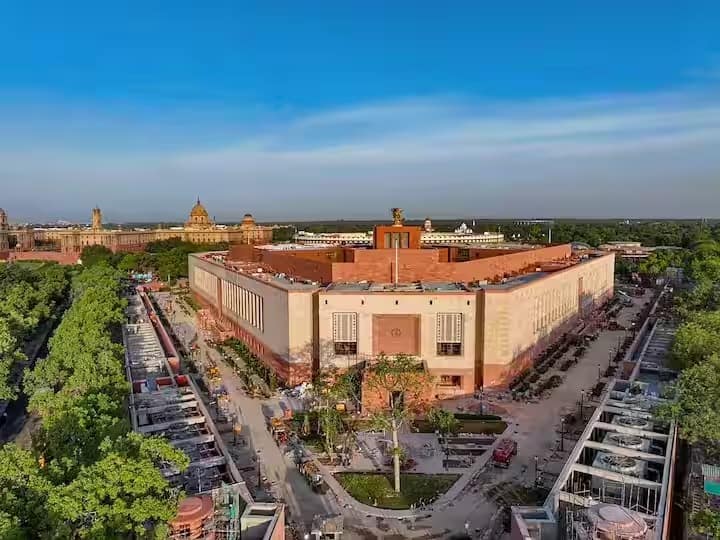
[240,503,286,540]
[511,289,678,540]
[598,241,654,260]
[189,211,614,397]
[598,241,685,261]
[6,200,273,255]
[0,208,9,257]
[123,290,284,539]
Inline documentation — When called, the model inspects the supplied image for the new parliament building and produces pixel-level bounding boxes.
[189,211,614,396]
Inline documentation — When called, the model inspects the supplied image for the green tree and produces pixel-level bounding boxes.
[427,407,459,436]
[0,444,55,537]
[116,253,140,273]
[658,355,720,443]
[365,354,434,492]
[80,245,118,267]
[690,509,720,538]
[0,319,25,401]
[48,433,189,539]
[670,311,720,369]
[313,366,354,460]
[0,262,187,538]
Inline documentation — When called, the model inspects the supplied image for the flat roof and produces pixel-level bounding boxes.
[194,246,601,293]
[195,252,320,291]
[255,243,335,251]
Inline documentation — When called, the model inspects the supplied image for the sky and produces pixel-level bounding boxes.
[1,1,720,222]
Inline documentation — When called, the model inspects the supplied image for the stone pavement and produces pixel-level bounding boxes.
[153,292,338,531]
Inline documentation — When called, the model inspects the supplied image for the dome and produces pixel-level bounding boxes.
[242,213,256,224]
[190,198,209,218]
[586,503,648,539]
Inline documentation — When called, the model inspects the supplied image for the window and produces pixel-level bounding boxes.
[333,312,357,355]
[436,313,462,355]
[439,375,462,387]
[383,231,410,248]
[437,342,462,355]
[334,342,357,355]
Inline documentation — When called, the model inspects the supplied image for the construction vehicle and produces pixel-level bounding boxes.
[492,438,518,468]
[298,459,328,493]
[269,417,289,445]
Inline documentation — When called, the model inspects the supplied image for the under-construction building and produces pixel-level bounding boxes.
[512,289,678,540]
[123,291,284,540]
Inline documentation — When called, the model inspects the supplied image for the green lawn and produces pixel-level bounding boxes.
[334,472,459,509]
[12,261,49,270]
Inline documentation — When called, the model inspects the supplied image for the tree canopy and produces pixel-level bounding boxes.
[659,354,720,444]
[670,311,720,370]
[81,239,228,281]
[0,263,187,538]
[654,237,720,533]
[0,264,69,401]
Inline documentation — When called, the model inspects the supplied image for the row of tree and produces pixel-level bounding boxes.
[280,219,720,248]
[655,237,720,536]
[81,238,228,281]
[0,264,189,539]
[0,264,69,401]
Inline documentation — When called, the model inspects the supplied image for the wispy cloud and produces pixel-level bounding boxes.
[2,89,720,221]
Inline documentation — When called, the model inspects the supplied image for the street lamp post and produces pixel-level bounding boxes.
[534,456,539,487]
[560,417,565,452]
[579,390,585,421]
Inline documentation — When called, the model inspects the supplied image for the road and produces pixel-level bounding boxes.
[153,292,338,530]
[0,310,63,445]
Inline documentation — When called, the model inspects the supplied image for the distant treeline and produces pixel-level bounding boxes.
[272,219,720,248]
[81,238,228,281]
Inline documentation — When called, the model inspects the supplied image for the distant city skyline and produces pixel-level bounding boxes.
[1,3,719,221]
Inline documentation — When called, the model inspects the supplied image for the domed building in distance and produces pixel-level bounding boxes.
[186,198,213,230]
[25,199,273,255]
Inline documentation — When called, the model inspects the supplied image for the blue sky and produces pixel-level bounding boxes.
[1,1,719,222]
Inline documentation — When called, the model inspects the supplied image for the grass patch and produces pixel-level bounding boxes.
[414,419,507,435]
[12,261,49,270]
[334,472,459,509]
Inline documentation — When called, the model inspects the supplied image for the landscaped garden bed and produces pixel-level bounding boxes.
[414,414,507,435]
[334,472,460,509]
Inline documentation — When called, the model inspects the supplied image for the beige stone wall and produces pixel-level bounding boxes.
[318,291,477,395]
[45,224,272,253]
[189,255,314,365]
[481,254,615,386]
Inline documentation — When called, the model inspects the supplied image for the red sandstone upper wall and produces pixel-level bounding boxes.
[331,244,571,284]
[225,243,572,286]
[446,244,572,282]
[351,248,440,264]
[227,244,259,262]
[465,247,526,260]
[260,250,335,284]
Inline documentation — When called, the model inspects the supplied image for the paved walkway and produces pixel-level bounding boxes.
[153,292,338,530]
